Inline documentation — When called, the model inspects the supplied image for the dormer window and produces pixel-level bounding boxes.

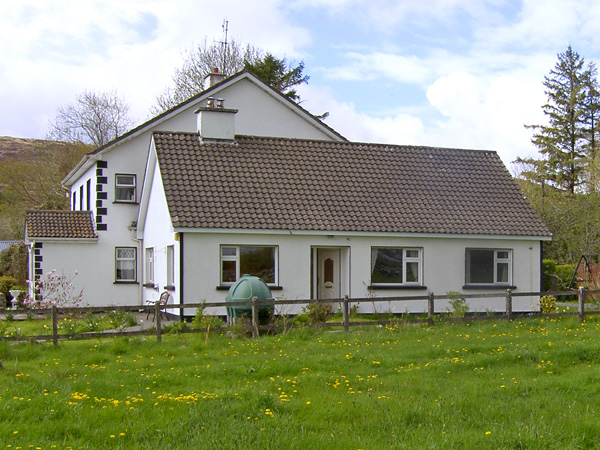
[115,174,136,203]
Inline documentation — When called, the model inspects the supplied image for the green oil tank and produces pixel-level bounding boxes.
[225,274,274,318]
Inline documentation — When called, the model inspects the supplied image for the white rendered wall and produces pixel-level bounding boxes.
[69,165,96,211]
[180,232,542,316]
[140,158,179,315]
[31,241,100,306]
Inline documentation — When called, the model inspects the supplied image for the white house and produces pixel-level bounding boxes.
[136,103,552,318]
[25,70,345,307]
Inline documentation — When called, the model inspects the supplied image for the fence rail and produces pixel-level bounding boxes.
[2,288,598,344]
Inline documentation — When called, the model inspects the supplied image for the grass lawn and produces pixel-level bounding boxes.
[2,316,600,449]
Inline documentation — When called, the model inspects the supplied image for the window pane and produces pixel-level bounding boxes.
[466,250,494,284]
[406,262,419,282]
[167,246,174,286]
[497,251,509,260]
[117,261,135,281]
[222,260,236,283]
[116,187,135,202]
[497,262,509,283]
[118,248,135,259]
[116,175,135,185]
[406,250,419,258]
[371,248,403,284]
[240,247,275,283]
[221,247,236,257]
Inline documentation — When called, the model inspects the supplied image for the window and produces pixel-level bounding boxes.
[72,192,77,210]
[371,248,422,285]
[166,245,174,287]
[86,179,91,210]
[220,246,276,285]
[79,185,84,210]
[115,174,136,202]
[145,248,154,285]
[115,247,136,282]
[465,249,512,285]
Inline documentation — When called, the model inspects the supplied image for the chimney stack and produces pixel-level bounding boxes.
[204,68,226,88]
[195,98,238,141]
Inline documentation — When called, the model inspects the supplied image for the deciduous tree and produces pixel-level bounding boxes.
[151,37,262,114]
[48,90,134,147]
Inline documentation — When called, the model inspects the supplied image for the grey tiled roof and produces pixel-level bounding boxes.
[153,133,551,237]
[26,210,97,239]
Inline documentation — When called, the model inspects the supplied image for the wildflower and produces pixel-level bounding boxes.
[485,431,491,435]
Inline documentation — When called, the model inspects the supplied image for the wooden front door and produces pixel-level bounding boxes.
[317,248,341,300]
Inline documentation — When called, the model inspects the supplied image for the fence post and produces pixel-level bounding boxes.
[342,295,350,332]
[428,292,435,324]
[155,303,162,342]
[52,305,58,346]
[579,286,585,323]
[251,296,259,338]
[505,289,512,321]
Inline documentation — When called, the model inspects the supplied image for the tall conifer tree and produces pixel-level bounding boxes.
[521,46,597,194]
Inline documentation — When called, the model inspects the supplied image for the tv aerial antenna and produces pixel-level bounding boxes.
[219,19,229,73]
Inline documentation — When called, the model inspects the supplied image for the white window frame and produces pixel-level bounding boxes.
[166,245,175,287]
[115,247,137,282]
[145,248,154,285]
[115,174,136,203]
[465,248,513,286]
[370,247,422,286]
[220,245,278,286]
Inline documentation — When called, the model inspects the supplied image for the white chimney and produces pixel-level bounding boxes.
[204,68,226,88]
[195,98,238,141]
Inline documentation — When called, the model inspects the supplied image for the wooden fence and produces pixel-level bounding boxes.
[2,287,598,344]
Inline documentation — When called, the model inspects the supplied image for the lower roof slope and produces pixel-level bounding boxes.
[153,133,551,237]
[25,210,97,239]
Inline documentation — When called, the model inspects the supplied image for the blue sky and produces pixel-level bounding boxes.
[2,0,600,168]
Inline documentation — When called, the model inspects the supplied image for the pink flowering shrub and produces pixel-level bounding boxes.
[22,270,85,309]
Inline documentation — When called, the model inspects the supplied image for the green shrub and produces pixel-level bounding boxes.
[192,301,225,330]
[446,291,469,318]
[542,259,557,291]
[555,264,576,291]
[0,275,18,307]
[540,295,557,314]
[106,308,136,330]
[302,302,333,323]
[0,243,28,286]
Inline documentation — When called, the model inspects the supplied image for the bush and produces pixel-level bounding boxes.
[542,259,557,291]
[0,243,27,286]
[192,301,225,330]
[302,302,333,323]
[555,264,576,291]
[0,275,18,307]
[446,291,469,318]
[539,295,557,314]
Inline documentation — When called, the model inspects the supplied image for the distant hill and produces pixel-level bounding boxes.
[0,136,79,162]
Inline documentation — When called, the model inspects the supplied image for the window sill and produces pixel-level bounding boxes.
[113,201,139,205]
[368,285,427,290]
[462,285,517,290]
[216,285,283,291]
[114,281,138,285]
[164,285,176,291]
[143,282,157,289]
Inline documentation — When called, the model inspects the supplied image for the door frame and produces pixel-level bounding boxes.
[311,246,350,300]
